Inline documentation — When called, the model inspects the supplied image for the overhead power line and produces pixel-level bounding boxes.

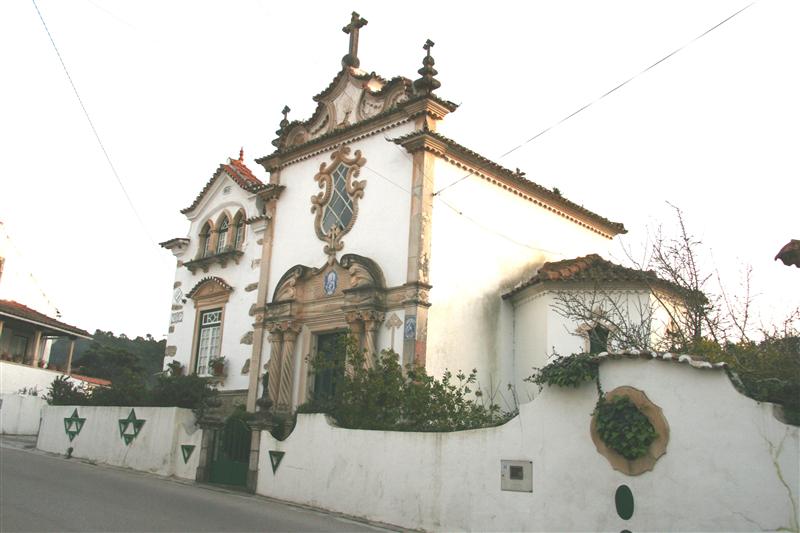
[31,0,155,245]
[434,1,756,196]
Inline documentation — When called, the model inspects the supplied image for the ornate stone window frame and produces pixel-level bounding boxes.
[186,277,233,376]
[311,145,367,264]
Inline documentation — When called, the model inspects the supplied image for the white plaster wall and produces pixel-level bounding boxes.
[512,288,682,387]
[256,360,799,532]
[427,159,613,397]
[267,122,415,299]
[0,361,91,394]
[165,172,261,391]
[0,393,45,434]
[171,408,203,480]
[37,405,201,478]
[510,292,550,401]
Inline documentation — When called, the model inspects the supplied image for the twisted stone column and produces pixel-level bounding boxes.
[276,322,301,412]
[265,324,283,408]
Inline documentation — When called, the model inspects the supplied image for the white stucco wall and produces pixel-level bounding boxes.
[512,287,685,400]
[0,361,95,394]
[37,406,202,479]
[0,393,45,434]
[427,159,614,397]
[256,359,798,532]
[266,123,415,299]
[165,171,261,391]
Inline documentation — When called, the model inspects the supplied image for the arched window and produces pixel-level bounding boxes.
[198,221,213,258]
[216,217,229,254]
[232,210,245,250]
[588,324,610,354]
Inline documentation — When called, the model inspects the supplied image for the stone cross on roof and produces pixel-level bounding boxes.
[341,12,368,69]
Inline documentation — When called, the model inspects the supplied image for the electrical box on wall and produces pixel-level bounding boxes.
[500,460,533,492]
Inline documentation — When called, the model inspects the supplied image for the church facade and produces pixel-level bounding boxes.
[160,13,683,416]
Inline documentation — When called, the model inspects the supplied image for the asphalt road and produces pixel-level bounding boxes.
[0,444,391,532]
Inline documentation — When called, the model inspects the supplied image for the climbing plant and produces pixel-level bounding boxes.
[527,353,657,460]
[525,353,599,390]
[594,395,658,460]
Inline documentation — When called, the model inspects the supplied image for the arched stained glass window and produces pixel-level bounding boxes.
[321,163,355,233]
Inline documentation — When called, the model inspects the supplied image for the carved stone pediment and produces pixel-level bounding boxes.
[186,276,233,307]
[269,255,387,316]
[279,70,412,151]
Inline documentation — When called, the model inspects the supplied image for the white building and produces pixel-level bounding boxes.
[160,13,685,415]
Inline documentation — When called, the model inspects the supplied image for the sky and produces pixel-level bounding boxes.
[0,0,797,339]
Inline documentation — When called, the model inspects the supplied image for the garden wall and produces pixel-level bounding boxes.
[0,393,45,434]
[37,406,202,480]
[256,357,799,532]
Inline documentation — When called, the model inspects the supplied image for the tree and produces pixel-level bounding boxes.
[550,205,799,424]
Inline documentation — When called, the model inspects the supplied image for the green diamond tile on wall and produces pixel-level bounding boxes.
[63,409,86,442]
[181,445,195,463]
[118,409,145,445]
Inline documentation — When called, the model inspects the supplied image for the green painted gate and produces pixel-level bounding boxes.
[208,417,251,487]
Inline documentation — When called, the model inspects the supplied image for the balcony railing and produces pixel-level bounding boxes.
[182,246,244,274]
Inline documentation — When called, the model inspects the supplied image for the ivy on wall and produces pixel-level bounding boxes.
[527,353,658,461]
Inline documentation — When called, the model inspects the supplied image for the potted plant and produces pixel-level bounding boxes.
[167,360,184,376]
[209,356,226,377]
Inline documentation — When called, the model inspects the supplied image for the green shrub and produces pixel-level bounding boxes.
[300,337,511,432]
[525,353,599,390]
[44,376,89,405]
[594,395,658,460]
[44,372,219,417]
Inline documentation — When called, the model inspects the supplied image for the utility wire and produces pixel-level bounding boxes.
[31,0,155,245]
[434,1,756,197]
[0,222,62,317]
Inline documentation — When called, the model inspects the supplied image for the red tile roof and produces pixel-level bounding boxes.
[0,300,92,338]
[775,240,800,268]
[181,151,266,214]
[503,254,690,300]
[70,373,112,387]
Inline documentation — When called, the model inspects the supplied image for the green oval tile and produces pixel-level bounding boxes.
[615,484,634,520]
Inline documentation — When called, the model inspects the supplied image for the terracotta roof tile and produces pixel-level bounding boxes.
[775,239,800,267]
[503,254,692,299]
[70,373,112,387]
[0,300,91,338]
[181,154,266,215]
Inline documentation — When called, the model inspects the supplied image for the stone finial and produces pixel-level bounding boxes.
[239,147,244,162]
[280,105,290,128]
[413,39,441,95]
[271,105,291,148]
[341,12,368,69]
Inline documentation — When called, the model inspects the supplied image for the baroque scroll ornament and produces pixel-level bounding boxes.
[311,145,367,264]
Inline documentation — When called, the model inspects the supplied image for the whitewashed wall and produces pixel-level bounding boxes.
[267,123,415,298]
[166,171,261,391]
[512,287,683,400]
[0,393,45,434]
[0,361,96,394]
[256,358,798,532]
[37,406,202,479]
[427,158,613,395]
